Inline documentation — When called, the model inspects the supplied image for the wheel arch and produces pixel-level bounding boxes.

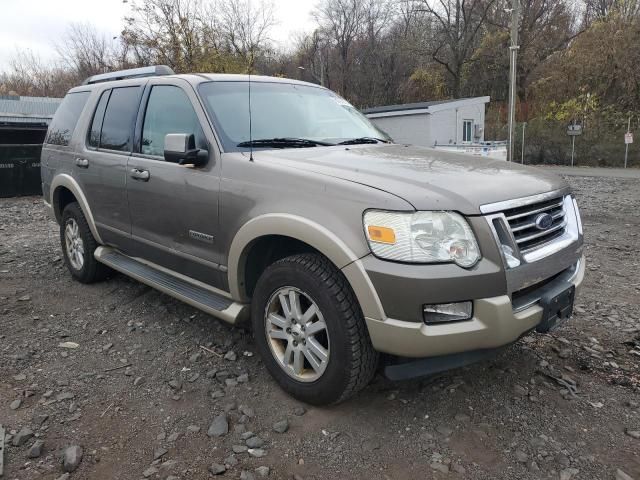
[228,214,386,321]
[50,174,103,244]
[229,214,360,300]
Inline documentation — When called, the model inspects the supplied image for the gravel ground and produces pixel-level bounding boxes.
[1,174,639,480]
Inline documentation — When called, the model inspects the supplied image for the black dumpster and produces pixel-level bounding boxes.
[0,123,48,197]
[0,144,44,197]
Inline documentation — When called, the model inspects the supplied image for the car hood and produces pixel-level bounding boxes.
[256,144,568,214]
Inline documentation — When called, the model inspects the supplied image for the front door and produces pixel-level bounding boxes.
[126,80,224,288]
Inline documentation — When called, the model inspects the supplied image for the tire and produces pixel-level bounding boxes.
[251,253,378,405]
[60,202,109,284]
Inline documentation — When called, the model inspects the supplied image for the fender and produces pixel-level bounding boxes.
[50,174,104,244]
[227,213,386,320]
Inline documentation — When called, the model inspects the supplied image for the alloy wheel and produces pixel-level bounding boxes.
[264,286,330,382]
[64,218,85,271]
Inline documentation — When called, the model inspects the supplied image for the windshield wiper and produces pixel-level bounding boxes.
[337,137,390,145]
[237,137,333,148]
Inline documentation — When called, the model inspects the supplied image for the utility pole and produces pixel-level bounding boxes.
[521,122,526,164]
[624,115,631,168]
[507,0,520,162]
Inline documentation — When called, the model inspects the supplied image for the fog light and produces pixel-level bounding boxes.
[423,301,473,324]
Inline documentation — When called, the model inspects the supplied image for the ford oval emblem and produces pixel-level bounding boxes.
[535,213,554,230]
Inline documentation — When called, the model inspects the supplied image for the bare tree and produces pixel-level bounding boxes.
[55,23,117,79]
[122,0,275,72]
[294,30,331,86]
[123,0,209,72]
[416,0,498,97]
[0,49,76,97]
[216,0,277,66]
[583,0,640,23]
[314,0,366,96]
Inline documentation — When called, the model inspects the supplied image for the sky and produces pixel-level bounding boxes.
[0,0,317,69]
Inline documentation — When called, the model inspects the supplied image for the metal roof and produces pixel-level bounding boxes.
[0,95,62,126]
[362,96,491,118]
[362,99,461,115]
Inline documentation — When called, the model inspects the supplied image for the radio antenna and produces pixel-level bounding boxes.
[248,52,254,162]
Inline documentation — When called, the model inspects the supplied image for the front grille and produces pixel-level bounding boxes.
[503,197,567,253]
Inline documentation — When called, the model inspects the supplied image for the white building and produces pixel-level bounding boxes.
[362,96,491,147]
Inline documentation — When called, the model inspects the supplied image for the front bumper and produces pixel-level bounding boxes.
[361,256,584,358]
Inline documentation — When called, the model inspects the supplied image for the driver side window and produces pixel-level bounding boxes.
[141,85,205,157]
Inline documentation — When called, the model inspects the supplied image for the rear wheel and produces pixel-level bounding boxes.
[251,253,378,405]
[60,202,109,283]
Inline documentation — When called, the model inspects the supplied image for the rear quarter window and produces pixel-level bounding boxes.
[45,91,90,146]
[87,90,110,148]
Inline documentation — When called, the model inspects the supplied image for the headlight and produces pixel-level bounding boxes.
[364,210,481,267]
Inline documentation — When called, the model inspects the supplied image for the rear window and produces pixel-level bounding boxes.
[99,86,141,152]
[45,91,90,146]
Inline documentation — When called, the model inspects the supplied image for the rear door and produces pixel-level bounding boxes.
[126,79,224,288]
[77,85,144,247]
[41,90,90,204]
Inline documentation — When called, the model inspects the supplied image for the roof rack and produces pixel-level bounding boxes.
[82,65,175,85]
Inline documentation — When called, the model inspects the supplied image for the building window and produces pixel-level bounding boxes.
[463,120,473,143]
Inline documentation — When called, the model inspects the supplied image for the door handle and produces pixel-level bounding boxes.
[75,158,89,168]
[130,168,150,181]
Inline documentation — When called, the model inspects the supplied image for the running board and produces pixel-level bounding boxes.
[94,246,248,325]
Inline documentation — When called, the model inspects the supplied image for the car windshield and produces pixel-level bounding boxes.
[197,81,389,152]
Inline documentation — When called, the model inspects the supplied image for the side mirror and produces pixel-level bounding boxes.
[164,133,208,167]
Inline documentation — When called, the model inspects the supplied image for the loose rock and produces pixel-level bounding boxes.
[616,469,634,480]
[239,405,255,417]
[12,427,34,446]
[430,462,449,474]
[143,466,158,477]
[168,379,182,390]
[273,419,289,433]
[246,436,265,448]
[154,447,168,460]
[248,448,266,458]
[208,463,226,475]
[62,445,84,473]
[240,471,256,480]
[255,466,270,477]
[28,439,45,458]
[625,429,640,439]
[207,414,229,437]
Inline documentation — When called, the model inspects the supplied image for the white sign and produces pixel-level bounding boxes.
[625,132,633,144]
[567,124,582,136]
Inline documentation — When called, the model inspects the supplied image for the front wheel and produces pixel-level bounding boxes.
[251,253,378,405]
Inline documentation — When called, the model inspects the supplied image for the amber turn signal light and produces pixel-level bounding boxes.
[367,225,396,244]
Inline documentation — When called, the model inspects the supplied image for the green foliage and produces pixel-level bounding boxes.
[404,67,449,101]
